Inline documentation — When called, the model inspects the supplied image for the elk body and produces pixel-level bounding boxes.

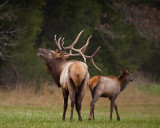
[88,67,133,121]
[38,30,100,122]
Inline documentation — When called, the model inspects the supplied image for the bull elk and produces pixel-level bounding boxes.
[37,30,101,122]
[88,67,133,121]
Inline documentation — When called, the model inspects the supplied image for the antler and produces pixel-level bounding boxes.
[84,46,101,71]
[53,30,101,71]
[54,35,62,51]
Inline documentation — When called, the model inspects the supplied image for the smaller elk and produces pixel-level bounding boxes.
[88,67,133,121]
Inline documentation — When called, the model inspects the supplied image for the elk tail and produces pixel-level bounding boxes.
[88,75,100,93]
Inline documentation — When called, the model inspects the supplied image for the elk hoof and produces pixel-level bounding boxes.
[88,115,92,120]
[117,117,120,121]
[88,117,91,120]
[79,119,82,122]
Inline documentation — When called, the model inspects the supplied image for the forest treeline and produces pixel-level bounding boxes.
[0,0,160,88]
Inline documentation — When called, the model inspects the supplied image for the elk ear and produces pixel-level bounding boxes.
[55,51,66,58]
[125,67,129,72]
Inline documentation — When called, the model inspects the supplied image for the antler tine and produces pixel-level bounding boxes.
[61,38,64,44]
[71,30,84,48]
[60,30,84,54]
[91,46,101,57]
[60,38,65,47]
[54,35,62,50]
[79,50,86,63]
[91,58,101,72]
[81,35,92,53]
[61,30,84,51]
[57,37,62,50]
[84,46,101,71]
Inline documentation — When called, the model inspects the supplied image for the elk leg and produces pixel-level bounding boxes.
[92,95,97,120]
[88,94,100,120]
[70,91,75,122]
[109,97,116,121]
[62,89,69,121]
[114,102,120,121]
[92,104,95,120]
[75,94,83,121]
[91,93,95,120]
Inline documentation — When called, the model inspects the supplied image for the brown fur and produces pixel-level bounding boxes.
[88,75,100,91]
[38,48,89,122]
[38,30,98,122]
[118,73,129,89]
[88,68,133,121]
[108,76,117,79]
[46,59,67,88]
[69,62,87,87]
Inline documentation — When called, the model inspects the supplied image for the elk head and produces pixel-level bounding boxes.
[119,67,134,82]
[37,30,101,71]
[38,48,69,62]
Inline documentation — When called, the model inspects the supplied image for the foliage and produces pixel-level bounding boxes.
[96,0,160,79]
[114,2,160,47]
[1,0,160,87]
[0,0,47,85]
[0,0,19,60]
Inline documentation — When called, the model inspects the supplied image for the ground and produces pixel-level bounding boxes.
[0,80,159,128]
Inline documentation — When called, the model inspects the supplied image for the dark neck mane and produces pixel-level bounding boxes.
[120,81,128,91]
[118,74,128,92]
[46,58,67,87]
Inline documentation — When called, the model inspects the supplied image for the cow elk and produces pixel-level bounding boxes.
[88,67,133,121]
[37,30,101,122]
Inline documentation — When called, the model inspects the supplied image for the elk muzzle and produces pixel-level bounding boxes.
[37,48,51,58]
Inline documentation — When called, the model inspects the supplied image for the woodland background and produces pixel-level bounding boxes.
[1,0,160,89]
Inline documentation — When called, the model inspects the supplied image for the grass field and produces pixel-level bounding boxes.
[0,80,160,128]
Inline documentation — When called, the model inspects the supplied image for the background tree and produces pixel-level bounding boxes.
[0,0,160,89]
[0,0,46,87]
[0,0,19,60]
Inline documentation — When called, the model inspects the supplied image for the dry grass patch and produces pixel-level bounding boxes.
[0,79,159,112]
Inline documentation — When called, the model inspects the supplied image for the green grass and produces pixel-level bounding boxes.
[0,83,160,128]
[138,83,160,95]
[0,104,159,128]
